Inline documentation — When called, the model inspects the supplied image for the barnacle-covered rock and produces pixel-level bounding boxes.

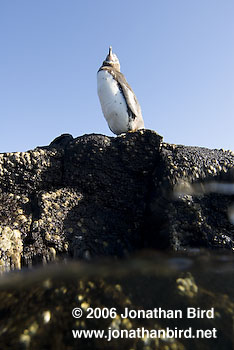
[0,130,234,270]
[176,272,198,298]
[0,226,23,271]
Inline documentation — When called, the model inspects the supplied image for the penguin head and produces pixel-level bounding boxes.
[102,46,120,71]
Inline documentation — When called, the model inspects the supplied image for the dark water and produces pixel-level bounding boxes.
[0,250,233,350]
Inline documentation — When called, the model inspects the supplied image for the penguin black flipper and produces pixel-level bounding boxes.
[114,70,143,121]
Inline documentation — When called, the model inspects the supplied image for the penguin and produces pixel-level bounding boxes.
[97,46,145,135]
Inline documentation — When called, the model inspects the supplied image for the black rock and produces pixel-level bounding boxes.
[0,130,234,271]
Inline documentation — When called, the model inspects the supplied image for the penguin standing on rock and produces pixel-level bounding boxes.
[97,47,145,135]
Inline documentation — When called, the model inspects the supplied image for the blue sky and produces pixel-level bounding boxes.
[0,0,234,152]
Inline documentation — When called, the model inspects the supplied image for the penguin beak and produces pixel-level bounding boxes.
[107,46,113,61]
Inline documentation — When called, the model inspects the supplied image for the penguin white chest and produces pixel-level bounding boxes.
[97,70,129,134]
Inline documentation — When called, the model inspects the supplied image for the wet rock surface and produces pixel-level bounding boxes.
[0,252,233,350]
[0,130,234,270]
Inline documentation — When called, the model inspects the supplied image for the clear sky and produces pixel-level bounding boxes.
[0,0,234,153]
